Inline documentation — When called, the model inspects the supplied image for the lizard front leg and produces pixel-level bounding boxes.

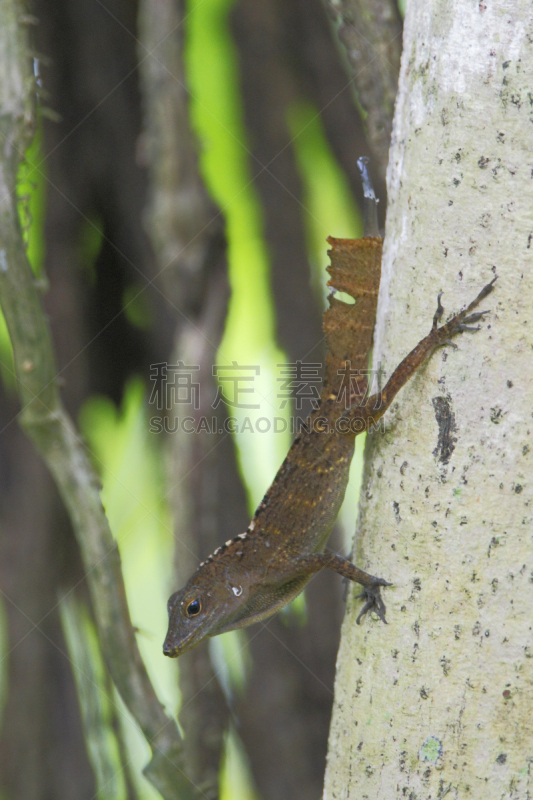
[269,552,391,625]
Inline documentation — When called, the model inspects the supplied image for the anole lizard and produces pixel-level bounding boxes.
[163,161,495,658]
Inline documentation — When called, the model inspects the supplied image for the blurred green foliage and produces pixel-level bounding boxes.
[17,126,46,276]
[0,127,46,390]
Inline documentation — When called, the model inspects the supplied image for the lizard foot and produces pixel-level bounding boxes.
[431,278,496,348]
[354,577,392,625]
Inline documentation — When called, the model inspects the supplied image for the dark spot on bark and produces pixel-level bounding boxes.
[490,406,504,423]
[478,156,490,168]
[440,656,451,676]
[432,396,457,465]
[514,484,523,493]
[496,753,507,764]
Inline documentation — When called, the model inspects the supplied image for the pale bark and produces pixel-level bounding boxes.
[324,2,533,798]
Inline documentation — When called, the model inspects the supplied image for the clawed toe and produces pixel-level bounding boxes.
[432,291,445,330]
[462,310,489,325]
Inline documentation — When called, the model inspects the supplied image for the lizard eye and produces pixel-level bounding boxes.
[186,599,201,617]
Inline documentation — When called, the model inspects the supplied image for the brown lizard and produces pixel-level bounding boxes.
[163,161,495,658]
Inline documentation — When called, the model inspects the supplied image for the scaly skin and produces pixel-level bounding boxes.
[163,278,495,657]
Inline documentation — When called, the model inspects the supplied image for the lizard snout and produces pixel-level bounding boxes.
[162,639,178,658]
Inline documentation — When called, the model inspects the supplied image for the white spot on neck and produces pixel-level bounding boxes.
[231,585,243,597]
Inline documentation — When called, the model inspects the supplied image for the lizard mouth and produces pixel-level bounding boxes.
[162,641,180,658]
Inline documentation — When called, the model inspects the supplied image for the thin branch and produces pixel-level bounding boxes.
[0,4,197,798]
[323,0,402,180]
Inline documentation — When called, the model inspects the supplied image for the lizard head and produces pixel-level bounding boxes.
[163,584,214,657]
[163,568,247,657]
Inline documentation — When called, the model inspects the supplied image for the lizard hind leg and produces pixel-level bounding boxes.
[339,277,497,435]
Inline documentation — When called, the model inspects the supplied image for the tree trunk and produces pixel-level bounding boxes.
[324,3,533,798]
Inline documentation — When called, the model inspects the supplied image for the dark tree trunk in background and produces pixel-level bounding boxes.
[35,0,174,402]
[276,0,388,224]
[322,0,402,183]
